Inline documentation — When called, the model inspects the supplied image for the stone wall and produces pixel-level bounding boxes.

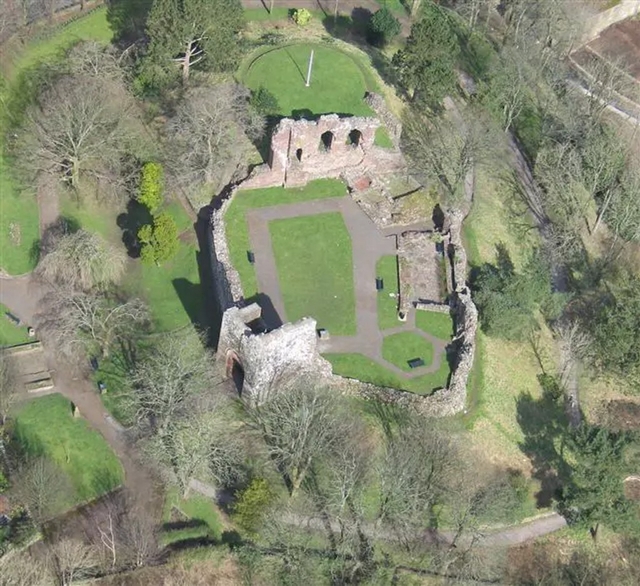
[218,304,333,406]
[242,108,405,191]
[581,0,640,44]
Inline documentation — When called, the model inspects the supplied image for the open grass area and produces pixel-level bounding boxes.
[382,332,435,371]
[0,304,31,347]
[226,179,346,297]
[376,255,400,330]
[0,7,113,275]
[326,353,450,394]
[242,43,375,117]
[374,126,395,148]
[162,488,223,546]
[12,393,123,503]
[60,191,121,243]
[270,212,356,335]
[415,310,454,341]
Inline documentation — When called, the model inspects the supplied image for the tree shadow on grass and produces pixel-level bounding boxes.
[516,374,575,508]
[116,199,152,259]
[172,277,204,330]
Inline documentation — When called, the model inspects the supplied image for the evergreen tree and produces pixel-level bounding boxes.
[141,0,244,89]
[137,162,164,213]
[138,213,179,265]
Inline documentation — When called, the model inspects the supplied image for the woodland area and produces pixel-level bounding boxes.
[0,0,640,584]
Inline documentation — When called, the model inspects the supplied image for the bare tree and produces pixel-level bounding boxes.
[35,229,127,290]
[167,84,264,204]
[47,538,99,586]
[0,350,18,425]
[246,385,343,497]
[38,289,149,359]
[127,329,215,434]
[11,457,75,523]
[0,549,53,586]
[15,73,136,190]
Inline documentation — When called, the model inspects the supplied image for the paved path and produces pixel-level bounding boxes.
[246,196,448,378]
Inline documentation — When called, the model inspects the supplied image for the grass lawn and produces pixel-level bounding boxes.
[12,393,123,503]
[60,191,121,243]
[270,212,356,335]
[0,7,113,275]
[382,332,435,371]
[226,179,346,297]
[0,303,31,347]
[325,353,450,394]
[162,488,223,546]
[242,43,375,117]
[374,126,394,148]
[376,256,400,330]
[415,310,454,341]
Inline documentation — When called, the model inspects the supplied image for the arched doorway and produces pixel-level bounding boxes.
[225,351,245,395]
[320,131,334,151]
[348,129,362,147]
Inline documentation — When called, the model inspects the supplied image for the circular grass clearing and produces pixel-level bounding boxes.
[382,332,435,372]
[243,43,375,117]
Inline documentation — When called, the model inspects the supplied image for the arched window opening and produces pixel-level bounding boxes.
[296,148,303,162]
[319,131,334,152]
[347,129,362,147]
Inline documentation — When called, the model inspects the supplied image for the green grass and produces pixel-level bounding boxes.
[128,243,202,332]
[270,212,356,335]
[415,310,454,341]
[0,303,31,346]
[0,7,113,275]
[12,393,123,503]
[376,256,400,330]
[382,332,435,371]
[374,126,394,149]
[325,353,450,394]
[162,488,223,546]
[242,43,375,117]
[60,192,121,243]
[226,179,346,297]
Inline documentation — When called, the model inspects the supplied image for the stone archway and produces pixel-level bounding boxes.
[320,131,334,151]
[225,350,245,395]
[348,129,362,147]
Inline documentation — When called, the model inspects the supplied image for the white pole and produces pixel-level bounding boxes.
[305,49,314,87]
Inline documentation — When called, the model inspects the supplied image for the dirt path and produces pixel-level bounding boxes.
[246,195,448,378]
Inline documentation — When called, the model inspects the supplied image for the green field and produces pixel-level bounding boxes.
[0,7,113,275]
[382,332,435,371]
[325,352,450,394]
[376,255,400,330]
[162,488,223,546]
[13,394,123,503]
[242,44,375,117]
[225,179,347,297]
[416,309,454,341]
[0,304,31,347]
[270,212,356,335]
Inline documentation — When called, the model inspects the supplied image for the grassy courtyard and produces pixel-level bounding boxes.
[226,179,347,297]
[382,332,435,371]
[12,394,123,504]
[242,43,376,117]
[270,212,356,335]
[0,7,113,275]
[416,309,454,341]
[376,255,400,330]
[325,353,450,395]
[161,488,223,546]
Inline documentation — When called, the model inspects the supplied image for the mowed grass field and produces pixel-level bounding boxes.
[242,43,375,117]
[270,212,356,335]
[0,303,31,346]
[0,7,113,275]
[376,255,400,330]
[13,394,123,503]
[382,332,435,371]
[225,179,347,297]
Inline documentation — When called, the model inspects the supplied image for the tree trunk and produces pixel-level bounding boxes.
[182,42,192,85]
[270,0,274,14]
[334,0,339,21]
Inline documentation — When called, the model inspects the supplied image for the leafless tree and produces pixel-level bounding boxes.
[0,350,18,425]
[38,289,149,359]
[10,457,75,523]
[15,73,136,191]
[246,385,343,497]
[0,549,53,586]
[35,229,127,290]
[167,84,265,205]
[127,329,215,434]
[65,41,125,81]
[47,538,99,586]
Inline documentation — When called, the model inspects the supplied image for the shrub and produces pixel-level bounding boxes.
[0,471,8,492]
[368,8,401,47]
[291,8,312,26]
[232,478,274,535]
[250,87,279,115]
[138,213,180,266]
[137,162,164,213]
